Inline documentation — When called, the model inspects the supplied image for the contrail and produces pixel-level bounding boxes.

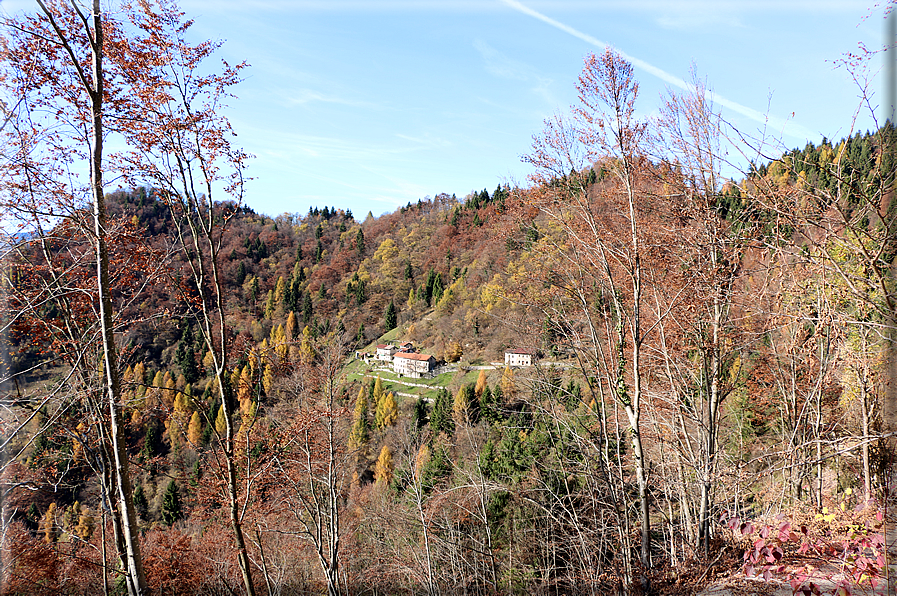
[499,0,817,141]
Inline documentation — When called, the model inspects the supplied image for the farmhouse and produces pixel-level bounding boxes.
[376,344,399,361]
[505,349,535,367]
[393,352,436,378]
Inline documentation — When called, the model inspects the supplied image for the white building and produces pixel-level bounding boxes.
[376,344,399,361]
[394,352,436,378]
[504,349,535,367]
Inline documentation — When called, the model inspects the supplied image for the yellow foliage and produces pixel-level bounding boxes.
[375,391,398,429]
[187,411,203,447]
[443,341,463,363]
[215,405,227,437]
[374,445,393,486]
[501,366,516,397]
[475,369,487,398]
[414,444,430,480]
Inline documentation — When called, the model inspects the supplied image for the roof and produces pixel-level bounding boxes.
[395,352,434,362]
[506,349,534,355]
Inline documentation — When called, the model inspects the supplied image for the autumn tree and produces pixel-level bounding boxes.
[0,2,151,592]
[375,391,398,430]
[269,336,352,596]
[112,2,256,592]
[522,48,654,584]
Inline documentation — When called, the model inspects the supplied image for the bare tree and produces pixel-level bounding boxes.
[0,1,150,592]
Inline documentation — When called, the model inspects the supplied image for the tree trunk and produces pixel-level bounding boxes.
[71,0,147,591]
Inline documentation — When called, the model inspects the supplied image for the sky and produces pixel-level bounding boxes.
[2,0,889,219]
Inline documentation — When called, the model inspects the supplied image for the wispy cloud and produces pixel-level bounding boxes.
[285,89,371,107]
[498,0,819,140]
[473,39,555,104]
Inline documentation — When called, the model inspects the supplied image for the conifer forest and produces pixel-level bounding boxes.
[2,1,897,595]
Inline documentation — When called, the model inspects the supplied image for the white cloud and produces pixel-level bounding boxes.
[498,0,820,141]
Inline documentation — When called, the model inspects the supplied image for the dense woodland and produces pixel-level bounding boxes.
[1,2,896,596]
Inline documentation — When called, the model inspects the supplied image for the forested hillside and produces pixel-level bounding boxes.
[2,2,895,596]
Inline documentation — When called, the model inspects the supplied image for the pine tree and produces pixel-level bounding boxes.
[133,484,148,520]
[374,445,393,487]
[302,291,313,323]
[384,300,397,332]
[375,391,398,429]
[161,480,182,525]
[176,322,199,384]
[481,385,501,425]
[431,388,454,436]
[140,422,159,462]
[413,397,429,431]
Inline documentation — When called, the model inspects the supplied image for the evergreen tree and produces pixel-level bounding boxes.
[315,240,323,263]
[302,291,313,323]
[133,484,148,520]
[404,260,413,280]
[176,321,199,384]
[356,323,365,346]
[140,422,159,462]
[161,480,182,525]
[413,397,429,431]
[431,388,454,436]
[480,385,502,426]
[384,300,397,332]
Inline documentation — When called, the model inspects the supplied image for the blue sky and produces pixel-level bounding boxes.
[4,0,886,218]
